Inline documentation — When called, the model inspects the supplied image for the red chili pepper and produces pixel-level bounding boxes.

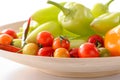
[0,44,21,53]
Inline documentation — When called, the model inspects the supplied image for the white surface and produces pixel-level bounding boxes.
[0,0,120,25]
[1,57,120,80]
[1,0,120,80]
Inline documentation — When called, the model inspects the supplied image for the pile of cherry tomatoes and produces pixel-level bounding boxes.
[0,28,110,58]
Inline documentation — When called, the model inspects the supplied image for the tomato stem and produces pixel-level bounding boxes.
[96,40,102,48]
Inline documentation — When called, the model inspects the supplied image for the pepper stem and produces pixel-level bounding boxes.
[21,17,31,48]
[105,0,114,9]
[47,0,70,16]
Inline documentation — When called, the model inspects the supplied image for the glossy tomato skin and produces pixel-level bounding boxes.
[78,43,100,58]
[37,31,54,47]
[2,29,18,39]
[52,36,70,50]
[0,34,13,45]
[54,48,70,58]
[69,48,79,58]
[22,43,39,55]
[37,47,54,57]
[88,34,104,47]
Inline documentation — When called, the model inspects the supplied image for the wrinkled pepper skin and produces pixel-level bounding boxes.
[90,12,120,36]
[31,2,66,24]
[104,25,120,56]
[48,1,95,37]
[91,0,114,18]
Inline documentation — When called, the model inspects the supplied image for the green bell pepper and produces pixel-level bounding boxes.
[90,12,120,36]
[26,21,63,43]
[91,0,114,18]
[47,0,95,37]
[31,2,66,24]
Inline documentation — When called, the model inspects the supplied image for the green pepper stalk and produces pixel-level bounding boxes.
[47,0,70,16]
[47,0,95,37]
[105,0,114,8]
[91,0,114,18]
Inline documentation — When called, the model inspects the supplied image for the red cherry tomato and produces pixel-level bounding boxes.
[78,42,100,58]
[2,29,18,39]
[37,47,54,57]
[52,36,70,50]
[88,34,104,47]
[69,48,79,58]
[37,31,54,47]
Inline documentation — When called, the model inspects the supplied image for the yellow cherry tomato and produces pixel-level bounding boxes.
[22,43,39,55]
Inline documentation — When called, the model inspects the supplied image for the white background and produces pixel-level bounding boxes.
[0,0,120,25]
[0,0,120,80]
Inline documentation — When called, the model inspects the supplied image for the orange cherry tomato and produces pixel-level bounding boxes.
[54,48,70,58]
[0,34,13,45]
[52,36,70,50]
[104,25,120,56]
